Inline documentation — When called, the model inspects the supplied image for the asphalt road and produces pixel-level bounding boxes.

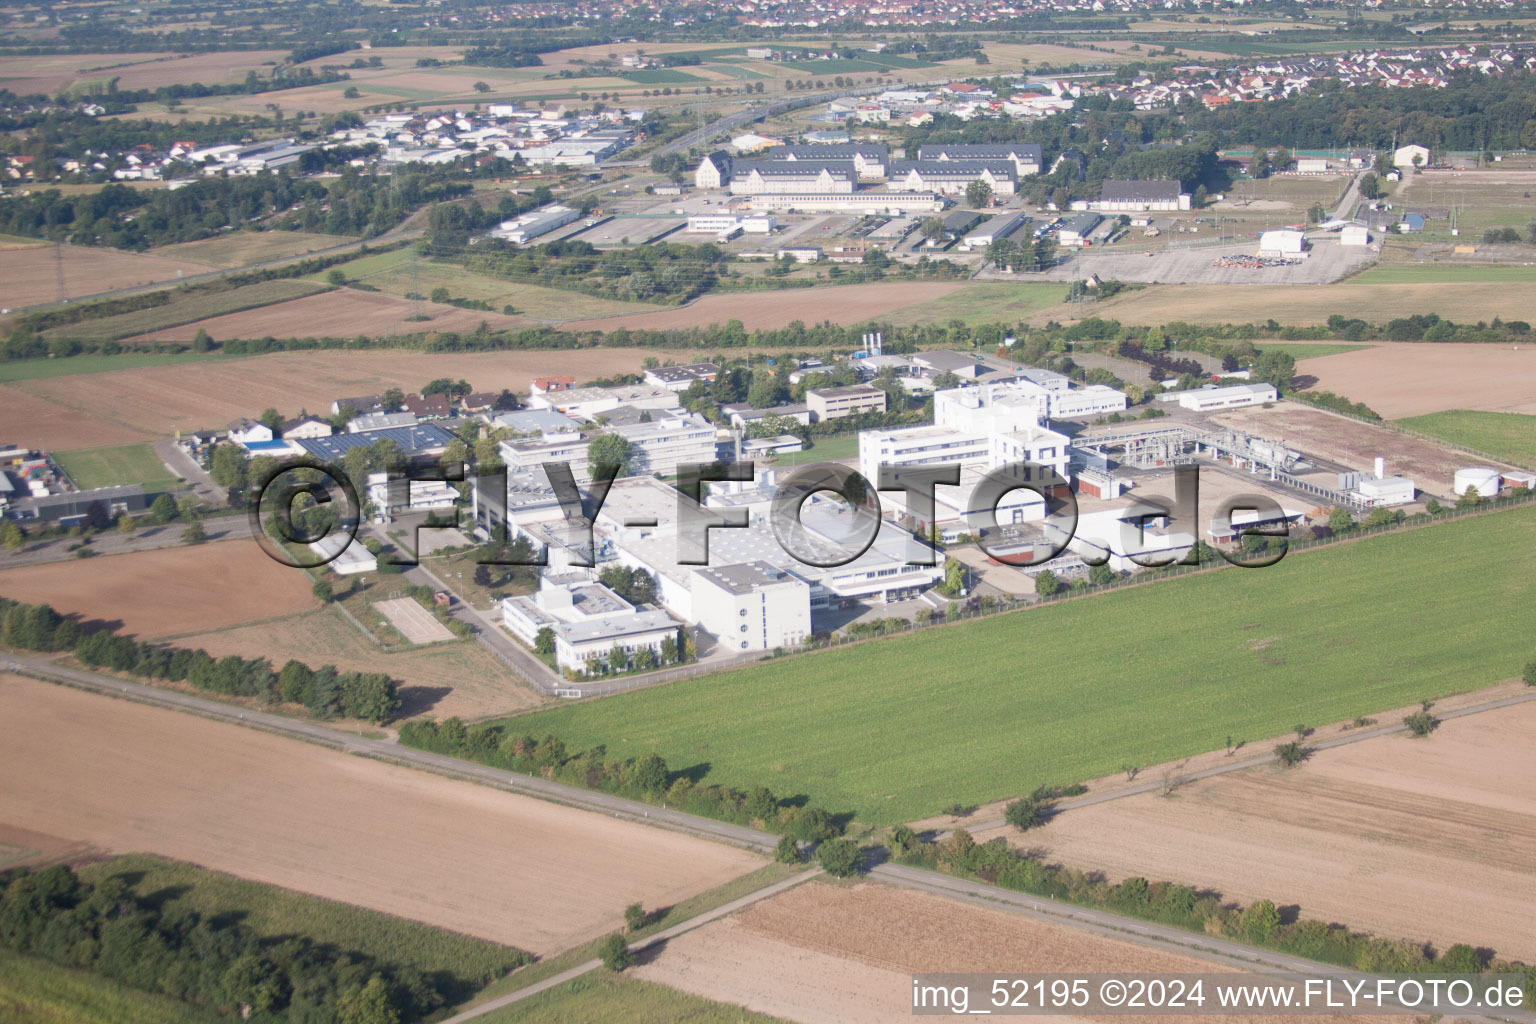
[1,515,252,569]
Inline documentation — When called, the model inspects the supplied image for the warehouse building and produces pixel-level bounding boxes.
[1057,212,1105,246]
[1157,383,1279,411]
[491,205,582,244]
[963,211,1032,247]
[1258,229,1307,256]
[806,384,887,421]
[1091,179,1191,212]
[748,192,942,215]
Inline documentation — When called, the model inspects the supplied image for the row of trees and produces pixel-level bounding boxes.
[398,719,847,842]
[0,597,401,723]
[0,864,512,1023]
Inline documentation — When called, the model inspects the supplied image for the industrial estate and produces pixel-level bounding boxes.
[2,1,1535,1022]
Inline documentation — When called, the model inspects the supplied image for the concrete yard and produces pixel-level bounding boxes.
[375,597,457,644]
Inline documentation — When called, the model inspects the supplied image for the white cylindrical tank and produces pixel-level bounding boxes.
[1374,457,1386,479]
[1453,466,1501,496]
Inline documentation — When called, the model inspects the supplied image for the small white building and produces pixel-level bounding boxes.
[1357,475,1415,506]
[1393,144,1431,169]
[502,576,680,673]
[1258,229,1307,257]
[310,532,377,575]
[1340,224,1370,247]
[692,560,811,652]
[227,418,274,446]
[1173,383,1279,411]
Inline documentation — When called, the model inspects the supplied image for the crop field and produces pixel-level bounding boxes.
[1000,699,1536,960]
[0,244,211,310]
[79,854,525,982]
[1395,410,1536,466]
[151,231,355,268]
[44,279,330,342]
[0,947,221,1024]
[501,506,1536,826]
[0,351,219,383]
[0,677,766,955]
[0,540,316,639]
[1,346,708,450]
[557,281,970,333]
[123,287,530,344]
[885,281,1070,326]
[53,442,179,490]
[480,974,787,1024]
[176,606,546,720]
[636,882,1406,1024]
[1351,263,1536,284]
[621,68,709,83]
[1293,342,1536,419]
[1057,279,1536,326]
[0,50,287,96]
[1254,342,1371,359]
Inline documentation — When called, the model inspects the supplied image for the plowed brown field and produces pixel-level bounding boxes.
[0,677,764,954]
[0,244,212,309]
[986,700,1536,961]
[0,539,314,637]
[1297,342,1536,418]
[556,281,969,332]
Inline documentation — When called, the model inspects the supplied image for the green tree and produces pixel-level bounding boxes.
[0,521,24,552]
[1005,797,1048,831]
[1523,659,1536,686]
[816,838,862,877]
[1241,899,1281,943]
[631,752,669,795]
[336,975,400,1024]
[588,433,632,479]
[920,216,945,240]
[774,834,801,863]
[182,520,207,545]
[1327,506,1355,534]
[937,557,964,596]
[1402,709,1438,737]
[327,268,347,286]
[965,178,993,209]
[624,902,647,932]
[534,627,555,655]
[116,512,135,535]
[598,932,633,971]
[440,438,469,473]
[382,387,405,410]
[1035,570,1061,597]
[148,494,177,524]
[1274,741,1310,767]
[426,204,472,252]
[1088,562,1114,586]
[473,81,491,93]
[312,579,334,602]
[1456,485,1483,510]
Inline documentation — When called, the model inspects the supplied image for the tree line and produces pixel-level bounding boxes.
[0,597,402,724]
[398,718,849,843]
[0,863,521,1022]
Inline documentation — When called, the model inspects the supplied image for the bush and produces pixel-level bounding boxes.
[774,835,802,864]
[624,902,648,932]
[815,838,862,878]
[597,931,633,971]
[1273,741,1311,767]
[1524,659,1536,687]
[1004,797,1050,831]
[1402,710,1438,737]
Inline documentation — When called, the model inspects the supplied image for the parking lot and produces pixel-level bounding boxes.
[1020,238,1377,286]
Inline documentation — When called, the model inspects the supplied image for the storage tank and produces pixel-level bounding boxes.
[1453,466,1501,496]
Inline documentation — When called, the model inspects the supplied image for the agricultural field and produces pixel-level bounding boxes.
[0,540,316,639]
[0,244,211,311]
[1351,263,1536,285]
[175,606,546,720]
[1395,410,1536,466]
[0,50,288,96]
[122,287,531,344]
[0,346,712,450]
[499,505,1536,826]
[480,974,788,1024]
[995,699,1536,960]
[1058,279,1536,327]
[635,881,1405,1024]
[43,279,331,342]
[0,947,222,1024]
[557,280,971,333]
[1254,342,1371,359]
[1293,342,1536,419]
[52,441,179,490]
[79,854,525,983]
[0,351,219,383]
[0,676,766,955]
[151,230,356,268]
[885,281,1070,327]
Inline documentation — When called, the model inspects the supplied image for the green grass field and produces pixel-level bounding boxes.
[54,443,179,490]
[501,506,1536,826]
[78,855,526,984]
[1395,410,1536,467]
[890,282,1070,327]
[1352,264,1536,285]
[622,68,708,84]
[0,351,221,382]
[478,973,788,1023]
[0,948,221,1024]
[1256,342,1372,360]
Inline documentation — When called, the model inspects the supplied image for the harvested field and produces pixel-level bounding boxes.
[1295,342,1536,418]
[174,607,546,721]
[1038,280,1536,327]
[636,882,1409,1024]
[123,288,532,343]
[0,50,287,96]
[4,347,713,447]
[0,676,765,955]
[998,700,1536,961]
[45,279,330,341]
[556,281,969,332]
[0,539,314,638]
[1208,400,1522,495]
[0,244,211,310]
[151,231,355,268]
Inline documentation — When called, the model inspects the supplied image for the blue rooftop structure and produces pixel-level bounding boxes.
[294,424,457,462]
[1401,213,1425,232]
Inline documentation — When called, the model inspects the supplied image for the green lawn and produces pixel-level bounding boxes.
[1351,264,1536,285]
[0,351,221,382]
[889,282,1070,327]
[500,506,1536,826]
[1395,410,1536,467]
[477,973,788,1024]
[775,432,859,465]
[622,68,708,84]
[1255,342,1372,360]
[54,443,179,490]
[79,855,527,986]
[0,948,221,1024]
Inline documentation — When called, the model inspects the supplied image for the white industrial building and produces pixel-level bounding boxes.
[1393,143,1431,168]
[806,384,887,421]
[1091,180,1192,212]
[366,473,461,517]
[526,383,682,420]
[491,205,581,244]
[310,532,377,575]
[684,213,777,236]
[692,560,812,652]
[747,192,943,215]
[1357,475,1416,506]
[963,211,1032,248]
[1340,224,1370,246]
[1157,383,1279,411]
[502,575,680,673]
[610,414,717,477]
[1258,229,1308,257]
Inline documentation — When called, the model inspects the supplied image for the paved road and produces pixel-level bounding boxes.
[154,438,222,505]
[959,688,1536,835]
[1,515,252,569]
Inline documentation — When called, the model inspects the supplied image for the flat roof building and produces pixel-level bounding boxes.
[805,384,887,421]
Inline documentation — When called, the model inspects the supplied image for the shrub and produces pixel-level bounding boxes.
[1273,741,1310,767]
[624,902,647,932]
[1004,797,1049,831]
[774,835,802,864]
[1524,659,1536,687]
[597,932,632,971]
[1402,710,1438,737]
[816,838,862,878]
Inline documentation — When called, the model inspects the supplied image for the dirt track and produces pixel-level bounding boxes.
[556,281,968,333]
[987,701,1536,962]
[1296,342,1536,418]
[0,539,315,637]
[0,677,763,955]
[636,882,1412,1024]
